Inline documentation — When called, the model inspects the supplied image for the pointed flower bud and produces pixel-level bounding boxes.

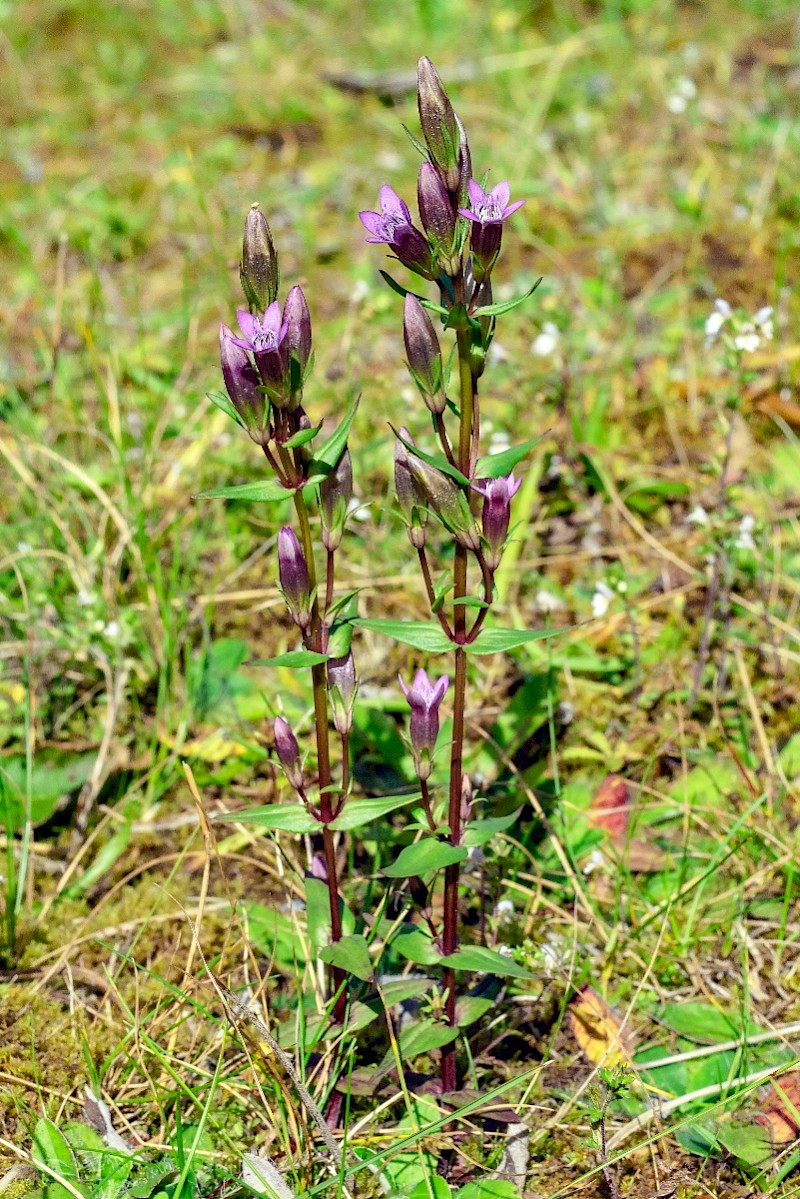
[460,773,473,825]
[220,324,267,442]
[241,204,279,310]
[399,668,450,781]
[475,472,522,570]
[417,163,458,274]
[417,57,461,192]
[403,295,445,415]
[327,651,357,735]
[407,454,480,551]
[320,448,353,552]
[273,716,304,791]
[455,115,472,208]
[359,185,436,279]
[394,431,429,549]
[277,526,312,629]
[283,285,312,407]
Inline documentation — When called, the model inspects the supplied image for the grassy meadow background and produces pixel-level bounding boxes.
[3,0,800,1194]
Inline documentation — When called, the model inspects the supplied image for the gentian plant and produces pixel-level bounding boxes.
[204,58,548,1092]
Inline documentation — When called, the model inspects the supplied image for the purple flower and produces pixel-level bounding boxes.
[327,650,357,735]
[475,472,522,570]
[219,324,267,442]
[274,715,304,791]
[458,180,525,226]
[277,526,311,629]
[417,57,461,192]
[399,668,450,781]
[231,301,287,355]
[359,186,436,279]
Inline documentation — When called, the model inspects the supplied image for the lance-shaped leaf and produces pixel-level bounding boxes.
[392,424,470,487]
[355,618,453,653]
[329,792,420,831]
[319,933,373,982]
[215,804,322,833]
[305,396,360,483]
[256,649,329,668]
[463,624,571,655]
[197,478,295,503]
[384,838,467,878]
[472,278,542,318]
[475,433,545,479]
[378,270,449,315]
[440,945,533,979]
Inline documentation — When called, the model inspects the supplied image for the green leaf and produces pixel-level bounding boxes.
[284,420,322,449]
[32,1119,79,1191]
[319,933,373,981]
[457,1182,520,1199]
[306,396,359,480]
[454,996,496,1028]
[391,425,470,488]
[397,1018,460,1061]
[255,649,329,668]
[463,624,569,655]
[354,618,453,653]
[207,389,245,429]
[378,270,448,315]
[463,809,521,847]
[472,278,542,317]
[411,1179,452,1199]
[327,616,356,660]
[196,478,294,503]
[658,1002,760,1044]
[475,435,545,479]
[441,945,533,979]
[305,876,331,953]
[0,751,97,831]
[392,928,441,966]
[216,804,322,833]
[383,839,467,878]
[329,792,420,831]
[717,1123,772,1166]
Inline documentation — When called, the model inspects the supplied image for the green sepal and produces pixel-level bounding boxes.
[208,390,247,429]
[283,420,322,449]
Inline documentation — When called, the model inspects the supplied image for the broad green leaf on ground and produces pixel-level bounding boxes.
[354,618,453,653]
[0,751,97,830]
[410,1179,452,1199]
[329,792,419,830]
[457,1182,520,1199]
[196,478,294,502]
[32,1118,79,1198]
[717,1123,772,1166]
[463,625,569,655]
[383,838,467,878]
[215,803,321,833]
[442,945,533,979]
[462,809,521,847]
[658,1002,763,1044]
[319,933,373,981]
[475,435,545,479]
[395,1018,460,1063]
[455,995,496,1028]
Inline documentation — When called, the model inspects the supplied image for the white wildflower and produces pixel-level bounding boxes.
[583,847,606,875]
[103,621,120,639]
[735,514,756,550]
[591,581,615,618]
[687,505,709,526]
[494,898,515,922]
[531,322,560,357]
[754,306,774,340]
[535,589,564,614]
[734,326,760,353]
[705,298,731,344]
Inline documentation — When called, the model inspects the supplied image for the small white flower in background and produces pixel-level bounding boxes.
[734,327,760,353]
[705,298,732,344]
[687,505,710,526]
[531,321,560,357]
[494,898,515,922]
[103,621,120,640]
[666,76,696,114]
[352,278,370,303]
[558,701,575,725]
[76,588,95,606]
[591,581,615,618]
[488,341,508,364]
[487,429,511,456]
[583,847,606,875]
[754,306,774,340]
[535,588,564,614]
[735,514,756,550]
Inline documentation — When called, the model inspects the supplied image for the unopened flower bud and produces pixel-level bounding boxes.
[417,163,457,274]
[327,651,357,735]
[408,874,429,910]
[273,716,304,791]
[403,295,445,415]
[417,57,461,192]
[320,449,353,552]
[283,285,312,406]
[394,431,429,548]
[219,324,267,442]
[241,204,279,310]
[309,852,328,882]
[475,472,522,570]
[455,115,472,208]
[460,773,473,825]
[408,455,480,550]
[400,668,449,781]
[277,526,312,629]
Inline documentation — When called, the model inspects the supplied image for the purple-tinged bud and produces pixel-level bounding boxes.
[282,285,312,407]
[417,163,457,273]
[408,874,429,910]
[277,526,312,629]
[403,295,445,415]
[274,715,304,791]
[475,472,522,570]
[460,773,473,825]
[393,224,437,280]
[241,204,279,311]
[407,454,480,551]
[327,651,357,735]
[394,431,429,549]
[417,57,461,192]
[399,668,450,781]
[455,116,472,208]
[309,852,328,882]
[219,324,267,442]
[320,449,353,552]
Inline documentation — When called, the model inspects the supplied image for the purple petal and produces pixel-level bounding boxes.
[467,178,486,210]
[230,335,255,350]
[490,181,511,210]
[458,208,480,223]
[398,673,411,701]
[262,300,283,335]
[379,184,411,225]
[431,675,449,706]
[236,309,260,340]
[503,199,526,218]
[359,209,385,237]
[507,471,523,496]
